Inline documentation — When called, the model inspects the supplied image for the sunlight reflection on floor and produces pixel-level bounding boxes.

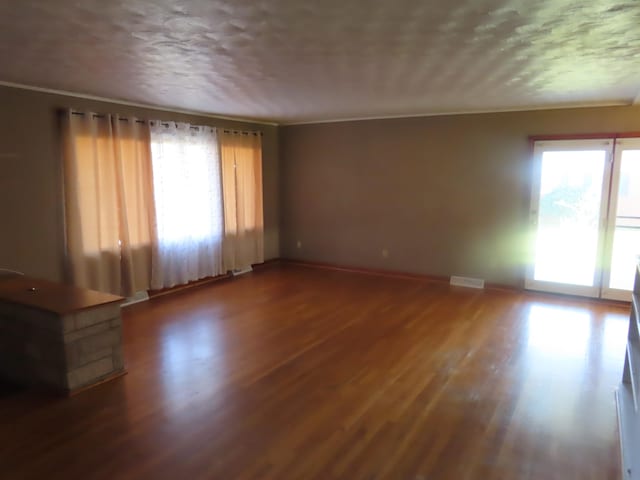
[160,318,227,417]
[514,302,628,440]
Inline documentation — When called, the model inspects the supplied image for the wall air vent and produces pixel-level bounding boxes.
[450,276,485,289]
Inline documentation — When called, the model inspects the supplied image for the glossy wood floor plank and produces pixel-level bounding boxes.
[0,265,629,479]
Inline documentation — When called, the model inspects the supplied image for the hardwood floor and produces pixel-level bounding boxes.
[0,265,630,479]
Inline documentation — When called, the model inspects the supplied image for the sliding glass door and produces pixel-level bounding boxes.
[602,138,640,301]
[526,139,613,297]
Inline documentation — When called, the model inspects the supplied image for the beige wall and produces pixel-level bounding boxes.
[0,85,279,282]
[280,106,640,287]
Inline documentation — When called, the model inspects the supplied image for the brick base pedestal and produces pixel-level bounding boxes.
[0,276,125,394]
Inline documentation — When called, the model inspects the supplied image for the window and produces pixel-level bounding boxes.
[62,110,265,295]
[148,123,224,289]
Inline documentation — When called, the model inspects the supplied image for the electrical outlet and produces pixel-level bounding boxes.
[296,240,302,249]
[382,248,389,258]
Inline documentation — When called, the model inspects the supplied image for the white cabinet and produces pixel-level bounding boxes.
[617,263,640,479]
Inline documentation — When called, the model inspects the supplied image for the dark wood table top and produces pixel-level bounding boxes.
[0,275,123,315]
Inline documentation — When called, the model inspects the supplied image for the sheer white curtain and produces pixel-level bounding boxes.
[149,122,224,289]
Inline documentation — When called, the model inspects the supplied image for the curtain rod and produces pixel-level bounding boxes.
[71,111,203,130]
[69,111,262,135]
[222,129,263,137]
[71,111,146,124]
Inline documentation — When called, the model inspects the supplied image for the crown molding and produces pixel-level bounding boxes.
[280,101,630,126]
[0,81,279,126]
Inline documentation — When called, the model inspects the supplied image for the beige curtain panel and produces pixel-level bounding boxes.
[61,110,157,296]
[219,131,264,271]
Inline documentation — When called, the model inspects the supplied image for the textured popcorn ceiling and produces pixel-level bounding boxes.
[1,0,640,123]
